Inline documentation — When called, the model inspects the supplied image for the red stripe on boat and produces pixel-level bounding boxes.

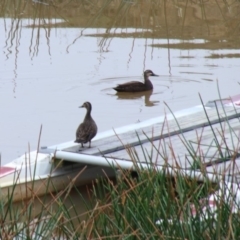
[0,166,16,178]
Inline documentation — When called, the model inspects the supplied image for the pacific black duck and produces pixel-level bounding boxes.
[113,69,159,92]
[75,102,98,148]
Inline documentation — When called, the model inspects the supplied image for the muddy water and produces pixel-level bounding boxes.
[12,183,93,222]
[0,1,240,166]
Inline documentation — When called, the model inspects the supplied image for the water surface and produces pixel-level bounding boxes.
[0,1,240,164]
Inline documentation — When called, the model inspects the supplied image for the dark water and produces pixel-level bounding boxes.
[0,0,240,165]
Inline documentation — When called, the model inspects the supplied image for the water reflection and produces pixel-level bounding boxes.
[115,90,159,107]
[2,0,240,44]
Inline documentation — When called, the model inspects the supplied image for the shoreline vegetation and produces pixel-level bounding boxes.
[1,0,240,62]
[1,157,240,239]
[1,0,240,41]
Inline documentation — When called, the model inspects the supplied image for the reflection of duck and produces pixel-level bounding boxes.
[75,102,98,148]
[115,90,159,107]
[113,69,159,92]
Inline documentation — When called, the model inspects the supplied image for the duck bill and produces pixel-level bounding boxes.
[153,73,159,76]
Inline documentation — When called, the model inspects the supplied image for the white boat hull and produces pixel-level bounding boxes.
[0,151,115,202]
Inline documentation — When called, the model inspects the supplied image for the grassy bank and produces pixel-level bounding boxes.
[1,165,240,239]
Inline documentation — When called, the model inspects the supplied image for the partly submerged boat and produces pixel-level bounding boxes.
[1,95,240,202]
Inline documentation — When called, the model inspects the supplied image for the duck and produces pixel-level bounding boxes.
[113,69,159,92]
[75,102,98,148]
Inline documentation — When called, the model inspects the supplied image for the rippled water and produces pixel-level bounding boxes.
[0,4,240,164]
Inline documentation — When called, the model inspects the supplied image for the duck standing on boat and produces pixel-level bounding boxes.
[113,69,159,92]
[75,102,98,148]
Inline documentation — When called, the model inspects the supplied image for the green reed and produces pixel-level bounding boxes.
[83,166,240,239]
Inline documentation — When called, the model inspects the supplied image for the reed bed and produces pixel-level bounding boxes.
[1,162,239,239]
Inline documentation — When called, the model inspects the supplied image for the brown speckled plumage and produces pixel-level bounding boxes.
[75,102,98,148]
[113,69,159,92]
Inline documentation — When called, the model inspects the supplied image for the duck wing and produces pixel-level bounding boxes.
[113,81,146,92]
[75,121,97,143]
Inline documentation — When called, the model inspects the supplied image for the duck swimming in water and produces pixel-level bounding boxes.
[113,69,159,92]
[75,102,98,148]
